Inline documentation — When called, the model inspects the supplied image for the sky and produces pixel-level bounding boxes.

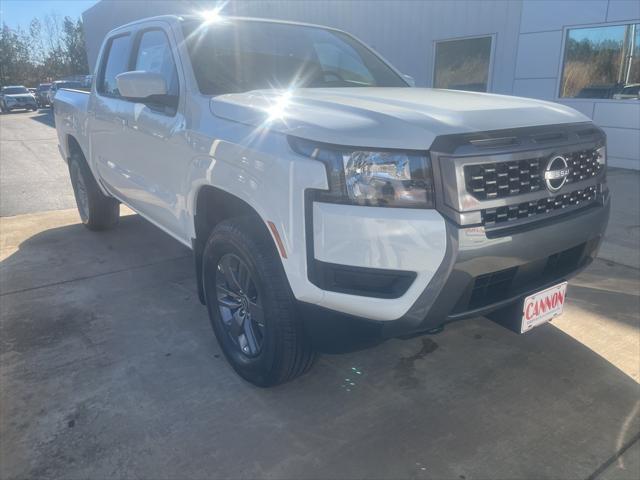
[1,0,98,30]
[569,24,626,44]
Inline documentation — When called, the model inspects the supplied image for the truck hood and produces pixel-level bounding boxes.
[210,87,590,150]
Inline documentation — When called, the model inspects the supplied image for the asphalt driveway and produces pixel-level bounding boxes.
[1,110,639,479]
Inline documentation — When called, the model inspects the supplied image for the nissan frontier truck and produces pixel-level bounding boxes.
[54,14,610,386]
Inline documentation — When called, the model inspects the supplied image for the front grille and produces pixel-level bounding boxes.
[565,149,604,183]
[465,159,542,200]
[544,243,585,277]
[464,148,602,200]
[481,185,598,226]
[468,267,517,309]
[460,242,588,312]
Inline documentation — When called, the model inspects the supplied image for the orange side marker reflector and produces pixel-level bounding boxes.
[267,221,287,259]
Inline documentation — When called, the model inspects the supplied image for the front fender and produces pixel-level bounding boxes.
[182,131,328,304]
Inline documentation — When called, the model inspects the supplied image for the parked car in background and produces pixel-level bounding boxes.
[47,80,84,107]
[36,83,52,106]
[612,83,640,100]
[0,86,38,113]
[55,14,610,386]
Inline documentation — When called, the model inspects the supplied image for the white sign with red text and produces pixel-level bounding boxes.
[521,282,568,333]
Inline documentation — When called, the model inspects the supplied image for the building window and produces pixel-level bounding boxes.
[433,36,492,92]
[560,24,639,99]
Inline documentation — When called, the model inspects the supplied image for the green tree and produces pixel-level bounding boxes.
[62,17,88,76]
[0,25,33,85]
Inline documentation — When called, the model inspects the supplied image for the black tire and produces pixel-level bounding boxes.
[68,152,120,231]
[202,217,315,387]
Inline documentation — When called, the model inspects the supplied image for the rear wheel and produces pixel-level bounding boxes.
[202,218,315,387]
[68,152,120,231]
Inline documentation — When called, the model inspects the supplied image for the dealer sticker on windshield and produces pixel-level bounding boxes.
[521,282,567,333]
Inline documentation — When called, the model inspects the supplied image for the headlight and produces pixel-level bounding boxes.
[6,97,16,104]
[289,137,434,208]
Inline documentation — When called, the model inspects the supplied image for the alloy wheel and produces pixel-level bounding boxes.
[215,253,265,357]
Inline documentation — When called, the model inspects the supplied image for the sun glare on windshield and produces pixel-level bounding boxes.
[198,2,227,24]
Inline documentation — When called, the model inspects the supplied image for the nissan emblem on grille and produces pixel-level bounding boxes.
[544,156,570,192]
[464,148,602,201]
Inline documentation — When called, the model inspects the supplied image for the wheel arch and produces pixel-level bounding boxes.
[66,134,87,163]
[66,134,97,179]
[192,184,284,305]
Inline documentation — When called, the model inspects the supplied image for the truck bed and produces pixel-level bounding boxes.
[54,89,90,165]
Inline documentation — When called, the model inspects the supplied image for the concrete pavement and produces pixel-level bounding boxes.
[1,210,639,479]
[0,109,76,216]
[1,108,639,479]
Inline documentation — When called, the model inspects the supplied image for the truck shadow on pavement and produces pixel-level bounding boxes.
[29,109,55,128]
[1,213,639,479]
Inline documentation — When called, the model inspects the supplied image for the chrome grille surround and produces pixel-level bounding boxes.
[430,123,607,230]
[464,148,602,201]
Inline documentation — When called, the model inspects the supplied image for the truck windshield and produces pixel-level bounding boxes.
[182,19,408,95]
[3,87,29,94]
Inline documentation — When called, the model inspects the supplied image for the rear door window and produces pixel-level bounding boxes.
[98,34,131,97]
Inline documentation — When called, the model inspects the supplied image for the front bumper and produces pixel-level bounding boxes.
[383,192,609,337]
[5,101,37,110]
[297,123,610,344]
[300,194,610,344]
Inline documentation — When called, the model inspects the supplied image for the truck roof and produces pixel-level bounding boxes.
[109,13,341,35]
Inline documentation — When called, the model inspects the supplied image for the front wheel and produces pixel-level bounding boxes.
[202,218,315,387]
[68,153,120,231]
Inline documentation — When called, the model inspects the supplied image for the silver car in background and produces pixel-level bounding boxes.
[0,86,38,113]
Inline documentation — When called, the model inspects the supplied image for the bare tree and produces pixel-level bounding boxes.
[29,18,46,66]
[1,13,89,86]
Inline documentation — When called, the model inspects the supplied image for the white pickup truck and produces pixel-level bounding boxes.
[55,14,610,386]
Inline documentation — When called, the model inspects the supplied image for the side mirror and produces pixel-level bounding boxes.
[83,75,94,88]
[116,71,168,99]
[403,74,416,87]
